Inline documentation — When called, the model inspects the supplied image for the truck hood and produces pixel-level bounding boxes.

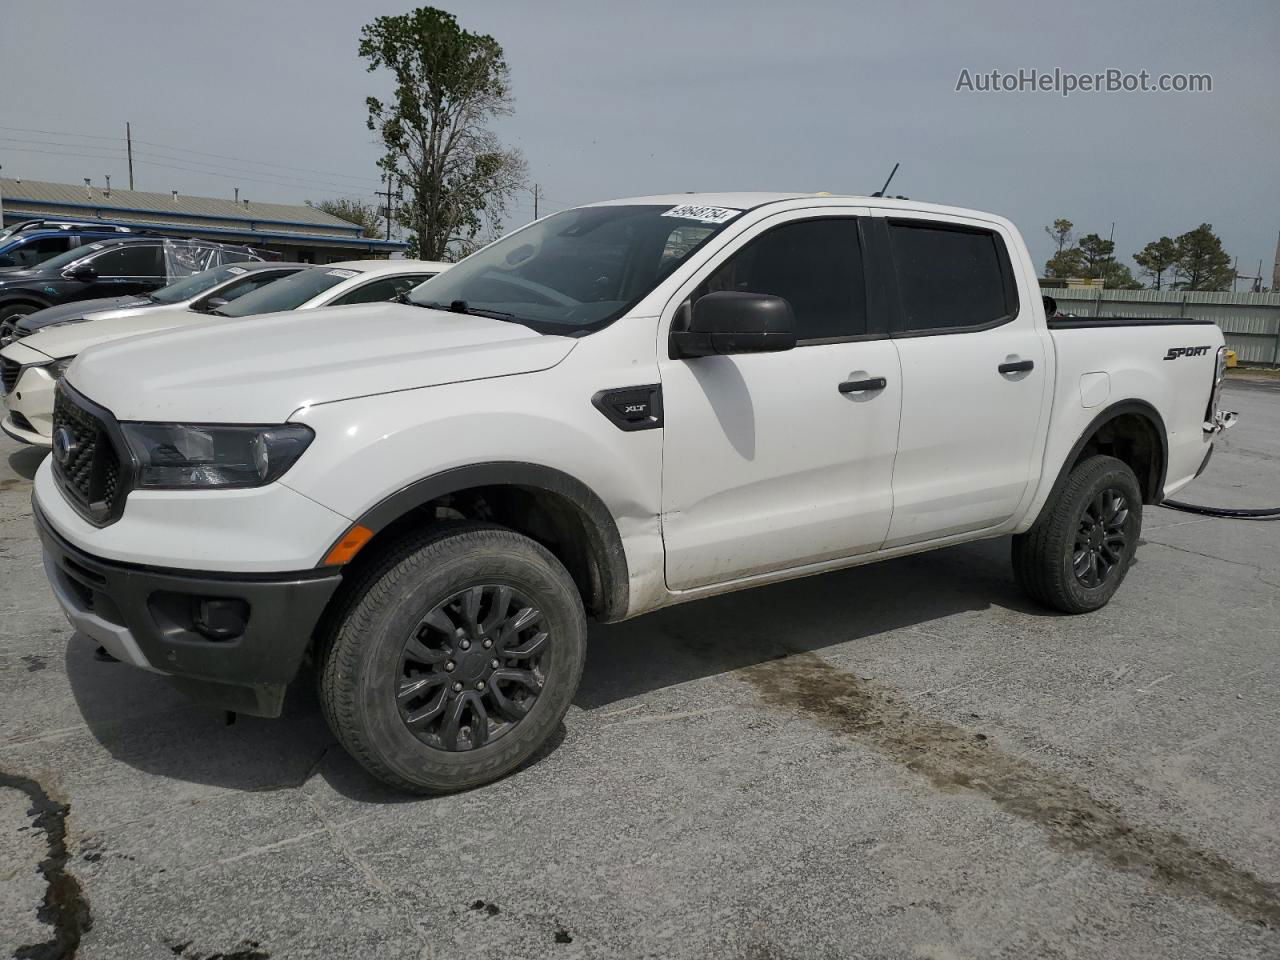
[18,295,151,334]
[66,303,575,422]
[14,307,209,361]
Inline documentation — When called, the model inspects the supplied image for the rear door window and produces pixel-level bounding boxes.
[887,222,1018,333]
[86,244,164,278]
[9,236,72,267]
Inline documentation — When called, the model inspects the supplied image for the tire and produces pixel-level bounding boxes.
[1012,455,1143,614]
[318,522,587,794]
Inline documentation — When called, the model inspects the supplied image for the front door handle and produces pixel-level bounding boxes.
[838,376,887,394]
[998,359,1035,374]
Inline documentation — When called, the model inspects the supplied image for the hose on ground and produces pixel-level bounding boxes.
[1160,500,1280,520]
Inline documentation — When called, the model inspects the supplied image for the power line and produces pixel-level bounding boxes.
[0,143,361,201]
[0,136,379,197]
[0,123,382,188]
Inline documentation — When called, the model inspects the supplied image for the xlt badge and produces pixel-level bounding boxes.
[592,385,664,432]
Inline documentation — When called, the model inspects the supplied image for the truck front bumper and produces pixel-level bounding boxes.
[37,507,343,717]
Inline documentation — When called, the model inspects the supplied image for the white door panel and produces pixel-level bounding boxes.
[661,341,901,588]
[886,327,1046,546]
[879,213,1049,548]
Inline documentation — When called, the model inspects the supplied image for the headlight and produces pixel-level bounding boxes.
[121,422,314,489]
[48,358,74,380]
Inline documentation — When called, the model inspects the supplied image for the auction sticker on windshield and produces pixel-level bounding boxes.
[326,269,358,279]
[227,266,247,275]
[662,204,741,224]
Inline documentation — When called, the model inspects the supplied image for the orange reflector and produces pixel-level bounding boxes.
[323,524,374,566]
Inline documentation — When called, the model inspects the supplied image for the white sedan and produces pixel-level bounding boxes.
[0,259,449,446]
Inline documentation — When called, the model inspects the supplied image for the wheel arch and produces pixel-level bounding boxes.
[1043,400,1169,516]
[0,292,53,315]
[329,462,630,623]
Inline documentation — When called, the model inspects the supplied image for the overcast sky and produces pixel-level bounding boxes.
[2,0,1277,278]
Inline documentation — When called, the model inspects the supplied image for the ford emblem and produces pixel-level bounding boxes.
[52,426,78,466]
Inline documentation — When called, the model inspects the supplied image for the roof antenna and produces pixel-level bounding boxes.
[871,162,899,198]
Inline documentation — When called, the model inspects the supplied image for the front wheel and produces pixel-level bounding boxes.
[1012,455,1143,614]
[319,522,587,794]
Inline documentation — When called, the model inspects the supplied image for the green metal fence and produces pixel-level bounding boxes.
[1050,288,1280,365]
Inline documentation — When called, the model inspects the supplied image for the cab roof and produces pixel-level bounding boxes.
[585,192,1008,225]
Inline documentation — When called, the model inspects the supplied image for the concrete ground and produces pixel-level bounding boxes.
[2,380,1277,960]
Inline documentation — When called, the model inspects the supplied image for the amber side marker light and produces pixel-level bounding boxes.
[323,524,374,566]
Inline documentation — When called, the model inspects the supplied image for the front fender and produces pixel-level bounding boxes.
[280,370,665,617]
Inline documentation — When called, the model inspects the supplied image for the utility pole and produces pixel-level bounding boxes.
[126,122,134,190]
[532,183,541,220]
[379,172,397,241]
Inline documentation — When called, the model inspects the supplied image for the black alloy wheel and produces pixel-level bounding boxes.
[395,584,549,751]
[1072,488,1133,587]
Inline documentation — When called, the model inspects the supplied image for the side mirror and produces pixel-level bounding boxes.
[670,291,797,359]
[0,255,15,269]
[67,264,98,282]
[201,296,228,311]
[1042,294,1058,317]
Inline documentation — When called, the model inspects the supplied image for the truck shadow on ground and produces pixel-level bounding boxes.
[62,535,1048,800]
[577,535,1046,709]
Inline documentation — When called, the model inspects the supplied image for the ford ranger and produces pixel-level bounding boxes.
[30,193,1233,793]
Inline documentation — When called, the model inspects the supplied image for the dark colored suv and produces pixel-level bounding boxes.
[0,219,139,270]
[0,235,263,330]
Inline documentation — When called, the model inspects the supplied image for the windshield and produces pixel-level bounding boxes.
[213,266,357,317]
[408,203,743,333]
[150,264,247,304]
[36,242,118,272]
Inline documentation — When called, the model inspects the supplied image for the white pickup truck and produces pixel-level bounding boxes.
[31,193,1232,793]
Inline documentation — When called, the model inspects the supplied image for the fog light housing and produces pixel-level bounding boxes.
[193,598,250,641]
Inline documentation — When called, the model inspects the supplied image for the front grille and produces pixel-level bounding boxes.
[0,357,18,394]
[51,387,128,525]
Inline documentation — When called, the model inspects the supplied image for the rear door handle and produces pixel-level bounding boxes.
[998,359,1035,374]
[838,376,887,394]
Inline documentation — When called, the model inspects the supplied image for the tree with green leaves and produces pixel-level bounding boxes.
[1171,223,1234,291]
[359,7,527,261]
[1044,218,1074,254]
[1133,236,1177,290]
[307,197,383,239]
[1075,233,1114,278]
[1044,247,1086,279]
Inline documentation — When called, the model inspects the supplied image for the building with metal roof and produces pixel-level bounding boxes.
[0,177,406,262]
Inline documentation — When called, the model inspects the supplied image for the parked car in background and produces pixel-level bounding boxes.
[5,260,308,344]
[0,235,265,335]
[203,258,451,320]
[0,218,138,270]
[1,259,448,446]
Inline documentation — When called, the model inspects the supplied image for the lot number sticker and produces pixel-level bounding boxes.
[326,269,358,279]
[662,204,741,224]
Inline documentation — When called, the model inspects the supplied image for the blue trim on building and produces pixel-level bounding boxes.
[2,205,406,251]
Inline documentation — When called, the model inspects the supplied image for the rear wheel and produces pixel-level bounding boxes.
[1012,455,1143,614]
[319,523,587,794]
